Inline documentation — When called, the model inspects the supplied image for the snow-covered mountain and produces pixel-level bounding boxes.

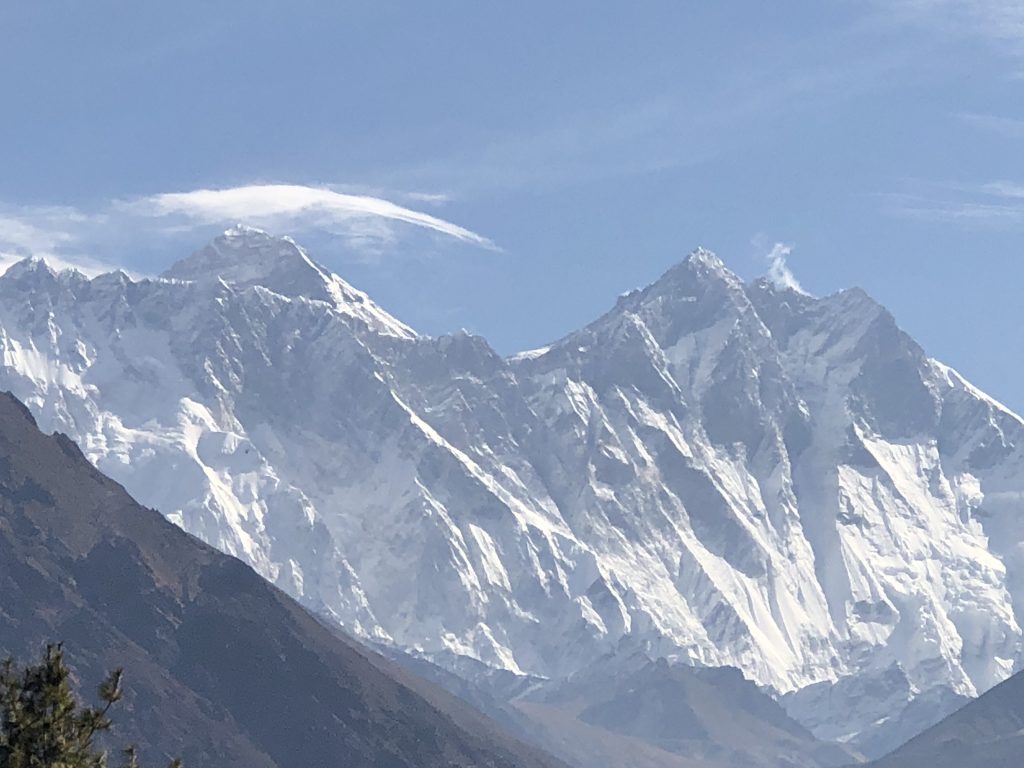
[2,226,1022,754]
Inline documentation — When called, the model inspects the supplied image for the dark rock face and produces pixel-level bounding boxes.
[0,391,563,768]
[869,668,1024,768]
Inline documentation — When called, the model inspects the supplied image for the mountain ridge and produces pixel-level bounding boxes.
[868,663,1024,767]
[1,229,1022,756]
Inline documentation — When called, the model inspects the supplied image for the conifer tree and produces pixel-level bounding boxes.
[0,644,181,768]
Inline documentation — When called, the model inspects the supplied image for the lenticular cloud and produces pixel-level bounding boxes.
[123,184,497,248]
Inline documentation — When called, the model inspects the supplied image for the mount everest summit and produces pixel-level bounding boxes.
[1,226,1022,755]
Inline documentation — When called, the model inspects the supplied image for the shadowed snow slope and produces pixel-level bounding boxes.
[1,229,1022,755]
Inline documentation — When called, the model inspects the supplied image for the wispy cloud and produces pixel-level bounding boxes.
[0,183,496,276]
[385,45,911,197]
[982,181,1024,198]
[885,0,1024,62]
[401,192,452,206]
[0,208,90,253]
[880,178,1024,225]
[0,207,129,277]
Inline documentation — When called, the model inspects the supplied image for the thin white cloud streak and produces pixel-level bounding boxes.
[890,199,1024,222]
[881,179,1024,225]
[982,181,1024,198]
[120,184,496,250]
[401,192,452,206]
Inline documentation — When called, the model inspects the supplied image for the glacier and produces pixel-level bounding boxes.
[1,226,1022,753]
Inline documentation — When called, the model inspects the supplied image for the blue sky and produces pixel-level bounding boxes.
[2,1,1023,409]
